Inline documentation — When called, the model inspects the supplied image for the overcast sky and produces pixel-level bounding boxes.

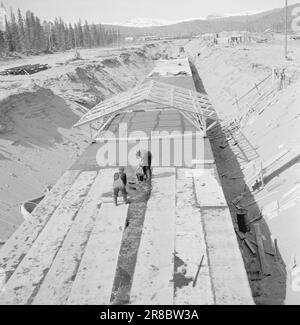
[3,0,300,23]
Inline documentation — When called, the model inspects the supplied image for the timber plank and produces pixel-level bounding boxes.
[254,224,271,276]
[0,171,97,305]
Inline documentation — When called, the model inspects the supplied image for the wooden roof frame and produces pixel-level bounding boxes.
[73,80,218,131]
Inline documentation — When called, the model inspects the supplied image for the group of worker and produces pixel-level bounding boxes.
[113,150,152,206]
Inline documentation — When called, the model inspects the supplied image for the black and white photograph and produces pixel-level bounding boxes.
[0,0,299,309]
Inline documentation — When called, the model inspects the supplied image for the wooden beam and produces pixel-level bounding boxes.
[244,239,257,255]
[254,224,271,276]
[74,79,218,129]
[74,99,145,127]
[203,119,207,137]
[95,114,117,139]
[181,111,204,133]
[89,125,93,141]
[206,121,218,132]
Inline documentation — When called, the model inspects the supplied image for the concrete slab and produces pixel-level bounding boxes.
[130,168,176,305]
[147,59,192,78]
[200,208,254,305]
[0,170,80,281]
[0,171,97,305]
[174,169,214,305]
[67,203,128,305]
[32,169,115,305]
[194,169,228,207]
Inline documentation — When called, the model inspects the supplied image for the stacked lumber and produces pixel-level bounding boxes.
[0,64,50,76]
[235,223,278,278]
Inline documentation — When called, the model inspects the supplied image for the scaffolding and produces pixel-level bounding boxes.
[73,80,219,137]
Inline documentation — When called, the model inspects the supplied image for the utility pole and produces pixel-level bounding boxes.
[74,31,80,59]
[48,24,52,52]
[285,0,288,59]
[118,31,121,48]
[245,12,249,50]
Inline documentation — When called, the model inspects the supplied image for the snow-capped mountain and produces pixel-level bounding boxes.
[108,18,173,27]
[107,10,267,28]
[108,17,204,28]
[206,9,265,20]
[225,9,266,17]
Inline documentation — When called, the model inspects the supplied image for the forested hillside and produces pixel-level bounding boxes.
[0,5,121,54]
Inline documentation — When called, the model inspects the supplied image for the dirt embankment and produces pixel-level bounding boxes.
[186,36,300,305]
[0,43,168,242]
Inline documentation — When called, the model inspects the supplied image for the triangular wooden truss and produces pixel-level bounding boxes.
[73,80,219,134]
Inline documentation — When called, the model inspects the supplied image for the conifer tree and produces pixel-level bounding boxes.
[0,29,6,52]
[77,20,84,47]
[4,16,13,51]
[68,23,75,49]
[17,8,25,51]
[2,7,122,54]
[83,20,92,47]
[10,9,19,51]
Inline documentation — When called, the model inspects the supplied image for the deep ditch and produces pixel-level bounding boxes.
[109,56,288,306]
[189,59,287,305]
[1,41,287,305]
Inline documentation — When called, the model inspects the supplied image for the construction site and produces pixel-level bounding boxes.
[0,1,300,307]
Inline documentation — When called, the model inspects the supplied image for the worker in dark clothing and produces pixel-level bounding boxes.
[136,150,152,181]
[113,167,128,206]
[279,69,286,90]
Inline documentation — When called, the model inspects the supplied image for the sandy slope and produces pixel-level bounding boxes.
[186,35,300,304]
[0,42,169,243]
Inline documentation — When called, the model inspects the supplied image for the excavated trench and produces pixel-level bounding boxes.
[186,46,288,305]
[0,43,167,243]
[1,41,286,305]
[109,54,288,306]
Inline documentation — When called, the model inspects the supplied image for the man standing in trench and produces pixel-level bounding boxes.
[113,167,128,206]
[136,150,152,181]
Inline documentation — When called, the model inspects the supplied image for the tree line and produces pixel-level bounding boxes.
[0,7,122,54]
